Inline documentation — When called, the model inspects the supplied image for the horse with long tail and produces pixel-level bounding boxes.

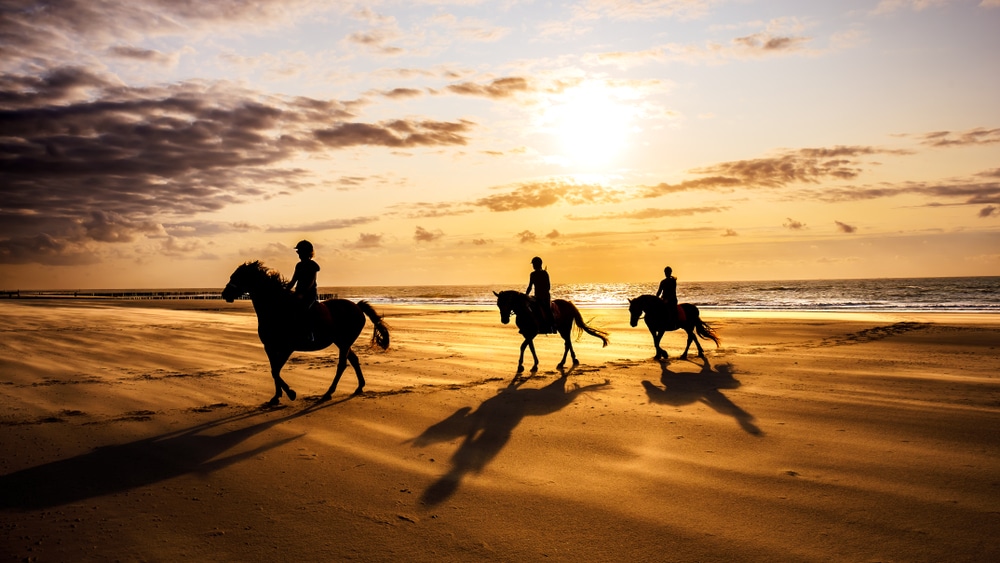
[627,294,720,361]
[222,261,390,405]
[494,290,609,373]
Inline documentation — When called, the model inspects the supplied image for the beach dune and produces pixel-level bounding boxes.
[1,300,998,562]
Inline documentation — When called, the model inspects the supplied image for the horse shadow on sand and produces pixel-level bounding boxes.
[410,367,609,506]
[0,399,346,512]
[642,357,762,436]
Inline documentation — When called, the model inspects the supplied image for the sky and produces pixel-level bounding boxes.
[1,0,999,289]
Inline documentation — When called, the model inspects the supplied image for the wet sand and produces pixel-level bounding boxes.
[1,299,999,562]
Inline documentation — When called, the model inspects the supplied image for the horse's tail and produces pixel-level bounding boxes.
[570,304,609,347]
[357,300,390,350]
[688,305,721,347]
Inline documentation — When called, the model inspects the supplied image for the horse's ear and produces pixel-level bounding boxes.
[627,298,632,304]
[493,291,499,297]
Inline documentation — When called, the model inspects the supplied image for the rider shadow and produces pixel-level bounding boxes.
[411,373,609,506]
[642,359,762,436]
[0,399,343,511]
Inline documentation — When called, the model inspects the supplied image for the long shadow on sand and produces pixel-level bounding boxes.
[642,358,762,436]
[412,370,609,505]
[0,399,345,511]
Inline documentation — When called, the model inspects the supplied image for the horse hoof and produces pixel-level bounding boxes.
[267,397,280,407]
[557,362,565,369]
[352,388,365,396]
[319,394,332,402]
[530,365,538,373]
[572,359,580,366]
[286,389,297,401]
[517,365,525,373]
[680,354,688,360]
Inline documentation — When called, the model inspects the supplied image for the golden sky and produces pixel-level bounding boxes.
[1,0,999,289]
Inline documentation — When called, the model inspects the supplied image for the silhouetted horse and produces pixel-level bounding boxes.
[627,294,720,361]
[494,290,609,373]
[222,261,390,405]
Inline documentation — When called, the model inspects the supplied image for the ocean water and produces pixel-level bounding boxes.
[327,277,1000,312]
[10,277,998,312]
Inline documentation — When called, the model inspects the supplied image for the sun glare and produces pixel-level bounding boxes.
[543,81,637,168]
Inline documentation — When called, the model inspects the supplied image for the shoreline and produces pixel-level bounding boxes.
[5,296,1000,325]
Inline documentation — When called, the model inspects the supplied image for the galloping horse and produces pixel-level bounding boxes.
[222,261,390,405]
[494,290,609,373]
[627,294,720,361]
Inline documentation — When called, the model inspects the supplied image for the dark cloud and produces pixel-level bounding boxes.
[472,238,491,245]
[834,220,858,233]
[446,77,531,99]
[980,206,998,218]
[0,233,99,266]
[414,226,444,242]
[783,218,807,230]
[476,180,623,212]
[517,230,537,243]
[0,64,473,264]
[722,229,738,237]
[545,230,560,239]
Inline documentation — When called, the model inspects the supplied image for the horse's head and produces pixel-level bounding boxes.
[494,290,515,324]
[222,261,275,302]
[627,297,643,327]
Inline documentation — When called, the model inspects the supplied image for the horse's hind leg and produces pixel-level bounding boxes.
[346,349,365,395]
[681,327,705,360]
[321,345,352,401]
[557,329,578,369]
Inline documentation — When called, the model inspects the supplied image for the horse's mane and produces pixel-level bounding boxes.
[633,294,668,312]
[240,260,289,292]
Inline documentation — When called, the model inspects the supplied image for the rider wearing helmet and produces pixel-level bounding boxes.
[288,240,321,341]
[526,256,555,332]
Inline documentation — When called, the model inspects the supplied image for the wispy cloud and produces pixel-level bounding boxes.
[915,127,1000,147]
[446,77,533,99]
[476,180,624,212]
[268,217,379,233]
[568,206,727,220]
[346,233,384,249]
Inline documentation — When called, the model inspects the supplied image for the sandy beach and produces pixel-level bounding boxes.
[1,299,998,562]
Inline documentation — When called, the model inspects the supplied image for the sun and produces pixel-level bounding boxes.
[543,81,637,168]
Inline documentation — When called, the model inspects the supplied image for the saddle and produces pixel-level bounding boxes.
[528,299,557,334]
[665,304,686,331]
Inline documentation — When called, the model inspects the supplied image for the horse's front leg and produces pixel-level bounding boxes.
[651,330,667,361]
[265,346,296,406]
[321,345,352,401]
[518,337,539,373]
